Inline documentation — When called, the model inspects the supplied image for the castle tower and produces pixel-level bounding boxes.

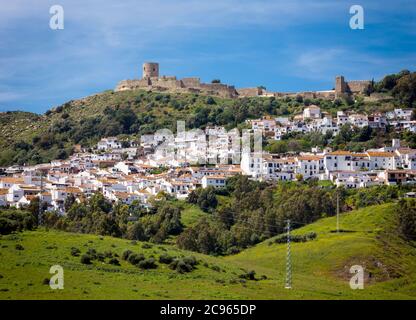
[335,75,346,95]
[142,62,159,79]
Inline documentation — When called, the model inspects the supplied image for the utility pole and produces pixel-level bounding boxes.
[336,191,340,233]
[285,219,292,289]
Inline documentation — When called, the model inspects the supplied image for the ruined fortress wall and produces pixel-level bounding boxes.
[346,80,371,93]
[237,88,262,97]
[181,77,201,88]
[152,78,184,89]
[200,83,238,98]
[115,79,150,91]
[315,91,336,99]
[335,75,371,95]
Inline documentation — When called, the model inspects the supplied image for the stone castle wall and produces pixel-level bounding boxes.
[115,63,368,100]
[346,80,372,93]
[335,75,371,96]
[181,77,201,87]
[115,62,238,98]
[237,87,264,97]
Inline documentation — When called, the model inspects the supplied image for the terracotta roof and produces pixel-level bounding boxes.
[366,151,394,157]
[0,177,24,184]
[327,151,353,156]
[352,153,369,158]
[397,148,416,155]
[297,156,323,161]
[64,187,82,194]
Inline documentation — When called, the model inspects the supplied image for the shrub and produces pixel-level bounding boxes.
[206,97,216,105]
[96,253,105,262]
[122,249,133,261]
[169,256,197,273]
[182,256,198,267]
[225,246,241,255]
[142,243,152,249]
[210,265,221,272]
[138,258,157,269]
[70,247,81,257]
[80,254,92,265]
[15,244,24,250]
[127,253,145,265]
[159,253,174,264]
[86,248,97,259]
[239,270,256,281]
[273,232,317,244]
[108,258,120,266]
[175,260,193,273]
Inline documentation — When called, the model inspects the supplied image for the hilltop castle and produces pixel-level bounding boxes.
[115,62,238,98]
[115,62,372,100]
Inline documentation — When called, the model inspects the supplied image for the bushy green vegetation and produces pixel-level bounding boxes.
[177,176,338,255]
[374,70,416,107]
[3,177,411,259]
[1,203,416,299]
[396,199,416,241]
[35,193,183,244]
[0,209,36,234]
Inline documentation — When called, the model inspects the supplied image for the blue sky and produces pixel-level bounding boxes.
[0,0,415,113]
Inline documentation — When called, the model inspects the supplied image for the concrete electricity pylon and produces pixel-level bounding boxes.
[337,191,340,233]
[285,219,292,289]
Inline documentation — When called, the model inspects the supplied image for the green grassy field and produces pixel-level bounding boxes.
[0,203,415,299]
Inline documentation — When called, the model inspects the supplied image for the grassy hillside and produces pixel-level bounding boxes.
[0,203,415,299]
[226,203,416,299]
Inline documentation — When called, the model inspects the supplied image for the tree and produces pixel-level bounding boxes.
[28,197,47,225]
[266,140,288,154]
[397,199,416,241]
[392,72,416,107]
[64,194,76,212]
[196,187,218,212]
[295,174,303,181]
[126,222,146,240]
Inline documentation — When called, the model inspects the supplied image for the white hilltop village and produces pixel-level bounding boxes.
[1,102,416,213]
[1,61,416,212]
